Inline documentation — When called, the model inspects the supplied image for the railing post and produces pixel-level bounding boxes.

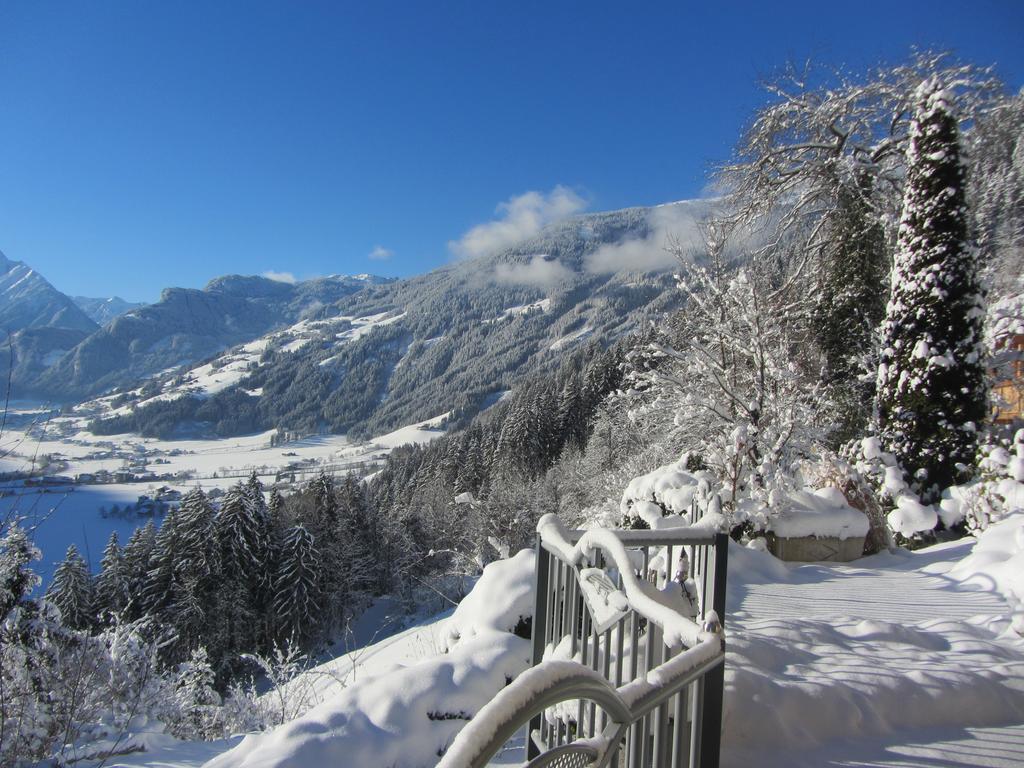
[527,534,550,760]
[698,533,729,768]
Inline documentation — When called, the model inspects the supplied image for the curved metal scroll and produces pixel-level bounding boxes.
[436,663,630,768]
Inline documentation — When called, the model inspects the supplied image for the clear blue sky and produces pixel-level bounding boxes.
[1,1,1022,303]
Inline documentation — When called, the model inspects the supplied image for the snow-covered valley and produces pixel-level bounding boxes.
[0,407,448,582]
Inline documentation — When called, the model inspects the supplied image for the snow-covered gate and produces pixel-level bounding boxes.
[439,514,728,768]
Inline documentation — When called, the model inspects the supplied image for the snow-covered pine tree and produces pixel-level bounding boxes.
[142,508,182,616]
[272,524,322,646]
[876,78,987,505]
[268,487,286,529]
[212,482,273,658]
[121,521,156,618]
[1,522,40,621]
[45,544,94,629]
[556,374,587,455]
[171,489,221,659]
[814,182,889,445]
[94,531,130,620]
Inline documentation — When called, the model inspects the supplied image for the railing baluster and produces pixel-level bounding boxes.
[529,523,725,768]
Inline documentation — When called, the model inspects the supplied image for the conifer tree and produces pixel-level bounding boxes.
[1,522,40,621]
[122,521,156,618]
[142,508,182,616]
[273,524,322,646]
[173,490,220,657]
[814,182,889,445]
[46,544,94,629]
[876,79,987,504]
[94,531,130,620]
[337,475,376,599]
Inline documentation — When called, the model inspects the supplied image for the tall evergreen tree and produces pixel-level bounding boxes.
[94,531,130,620]
[0,522,40,621]
[272,524,322,646]
[814,181,889,445]
[122,521,156,618]
[876,78,987,505]
[46,544,94,629]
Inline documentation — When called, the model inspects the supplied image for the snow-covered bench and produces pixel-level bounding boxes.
[439,515,728,768]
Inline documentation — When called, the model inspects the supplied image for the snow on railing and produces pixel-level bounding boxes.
[535,514,717,650]
[440,516,728,768]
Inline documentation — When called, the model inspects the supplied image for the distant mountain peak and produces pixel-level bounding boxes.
[72,295,146,325]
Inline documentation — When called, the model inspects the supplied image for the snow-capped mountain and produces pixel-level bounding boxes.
[0,251,100,387]
[0,250,97,335]
[72,295,145,325]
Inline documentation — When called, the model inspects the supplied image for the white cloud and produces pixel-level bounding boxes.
[450,186,586,259]
[368,245,393,261]
[494,255,575,288]
[262,270,298,283]
[583,202,710,275]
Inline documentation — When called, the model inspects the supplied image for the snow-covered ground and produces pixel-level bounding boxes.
[722,538,1024,766]
[81,511,1024,768]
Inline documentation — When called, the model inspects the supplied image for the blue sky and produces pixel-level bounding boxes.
[1,1,1022,303]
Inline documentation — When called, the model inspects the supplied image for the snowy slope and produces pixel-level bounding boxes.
[72,296,146,325]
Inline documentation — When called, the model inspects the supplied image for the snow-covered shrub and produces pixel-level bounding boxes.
[618,458,717,529]
[942,431,1024,534]
[442,549,535,651]
[847,436,937,547]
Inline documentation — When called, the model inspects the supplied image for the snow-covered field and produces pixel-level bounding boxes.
[0,409,449,582]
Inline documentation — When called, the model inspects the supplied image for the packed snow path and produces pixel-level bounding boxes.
[723,538,1024,768]
[731,539,1008,625]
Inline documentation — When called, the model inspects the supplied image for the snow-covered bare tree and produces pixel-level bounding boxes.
[876,78,987,505]
[627,226,828,530]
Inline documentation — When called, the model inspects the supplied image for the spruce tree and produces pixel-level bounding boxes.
[94,531,130,620]
[0,522,40,621]
[815,182,889,445]
[122,521,156,618]
[273,524,322,646]
[876,78,987,504]
[46,544,94,629]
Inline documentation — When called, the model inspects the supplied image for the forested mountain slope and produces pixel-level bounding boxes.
[85,200,713,439]
[34,274,393,400]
